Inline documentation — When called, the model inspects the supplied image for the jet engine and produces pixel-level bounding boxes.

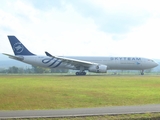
[88,64,107,73]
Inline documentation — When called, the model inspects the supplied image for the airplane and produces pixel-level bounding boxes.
[3,36,158,75]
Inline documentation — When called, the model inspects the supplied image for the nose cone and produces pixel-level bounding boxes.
[153,61,159,67]
[155,62,159,66]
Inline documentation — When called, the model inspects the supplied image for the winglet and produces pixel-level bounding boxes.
[45,51,55,58]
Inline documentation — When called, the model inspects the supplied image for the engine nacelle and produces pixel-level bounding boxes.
[88,64,107,73]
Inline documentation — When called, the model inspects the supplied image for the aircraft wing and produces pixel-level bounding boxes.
[45,52,97,68]
[2,53,24,61]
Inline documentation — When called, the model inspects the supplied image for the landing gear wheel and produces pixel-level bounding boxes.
[75,72,86,76]
[76,72,79,75]
[82,72,86,75]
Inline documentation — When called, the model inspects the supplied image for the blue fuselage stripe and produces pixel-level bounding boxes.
[49,59,58,67]
[52,61,62,68]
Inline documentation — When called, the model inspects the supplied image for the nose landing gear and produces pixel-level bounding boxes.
[141,70,144,75]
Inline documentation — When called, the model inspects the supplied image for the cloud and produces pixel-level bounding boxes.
[0,0,160,59]
[24,0,151,34]
[63,0,150,34]
[0,0,112,56]
[28,0,65,11]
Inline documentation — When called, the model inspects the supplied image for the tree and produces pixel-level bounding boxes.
[8,66,19,73]
[32,66,51,73]
[51,68,68,73]
[145,69,152,73]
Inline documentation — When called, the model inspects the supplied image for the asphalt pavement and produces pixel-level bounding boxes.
[0,104,160,119]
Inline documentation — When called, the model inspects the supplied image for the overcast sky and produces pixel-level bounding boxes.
[0,0,160,59]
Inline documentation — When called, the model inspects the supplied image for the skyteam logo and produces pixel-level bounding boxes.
[42,58,62,68]
[13,42,24,53]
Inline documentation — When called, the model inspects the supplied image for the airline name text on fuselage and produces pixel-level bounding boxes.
[110,57,141,61]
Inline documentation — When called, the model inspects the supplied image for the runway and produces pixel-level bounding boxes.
[1,104,160,119]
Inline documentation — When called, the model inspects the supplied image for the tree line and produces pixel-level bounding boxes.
[0,65,68,74]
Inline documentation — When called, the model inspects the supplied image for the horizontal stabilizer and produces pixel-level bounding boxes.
[2,53,24,61]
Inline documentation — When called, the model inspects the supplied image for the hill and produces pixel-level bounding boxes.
[0,60,31,68]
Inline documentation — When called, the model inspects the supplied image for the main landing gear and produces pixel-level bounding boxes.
[75,72,86,76]
[76,66,86,76]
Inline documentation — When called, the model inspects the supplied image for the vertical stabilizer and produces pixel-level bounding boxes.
[8,36,35,55]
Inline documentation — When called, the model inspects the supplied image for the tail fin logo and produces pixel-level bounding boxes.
[13,42,24,54]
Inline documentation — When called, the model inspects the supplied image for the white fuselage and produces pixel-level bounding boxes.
[5,35,159,75]
[20,56,158,71]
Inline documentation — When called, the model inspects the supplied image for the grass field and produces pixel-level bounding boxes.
[0,75,160,110]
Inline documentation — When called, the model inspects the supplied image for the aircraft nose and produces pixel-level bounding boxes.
[154,62,159,67]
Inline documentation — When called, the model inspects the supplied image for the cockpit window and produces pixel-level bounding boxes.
[147,59,154,62]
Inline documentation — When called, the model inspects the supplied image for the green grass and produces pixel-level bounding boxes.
[0,75,160,110]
